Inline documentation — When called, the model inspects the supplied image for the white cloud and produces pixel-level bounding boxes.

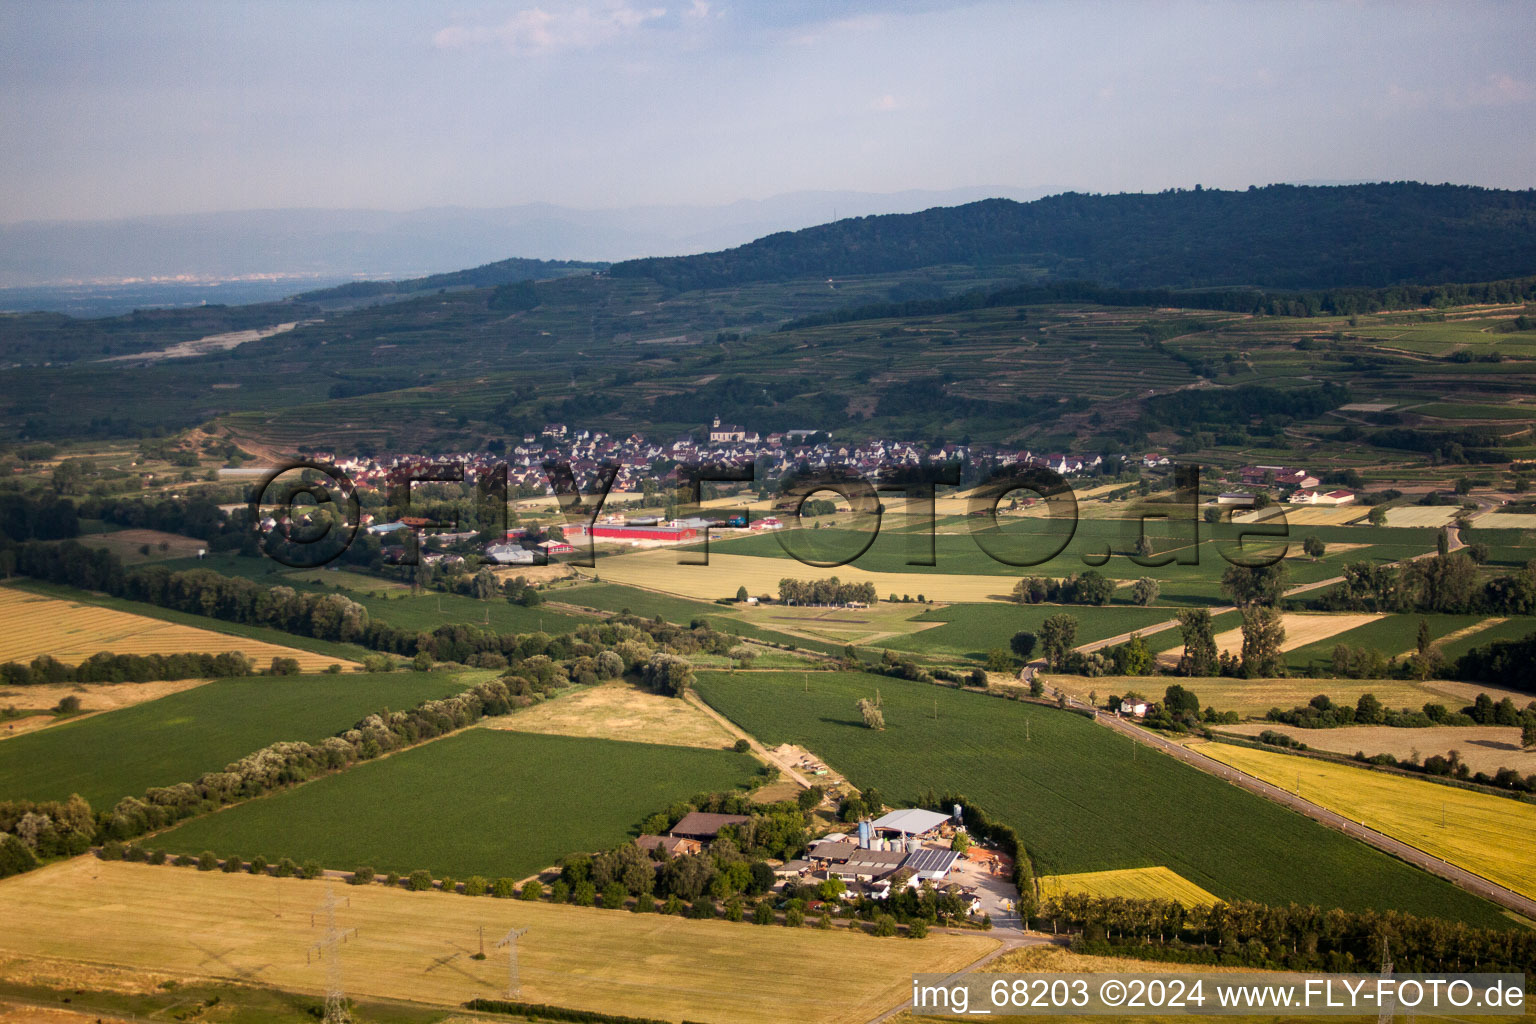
[433,4,667,53]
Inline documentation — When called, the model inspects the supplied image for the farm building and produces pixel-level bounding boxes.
[1238,466,1319,489]
[869,808,952,840]
[832,849,907,882]
[808,838,858,865]
[634,834,703,857]
[1289,489,1355,506]
[538,539,575,555]
[1216,492,1256,506]
[667,811,751,844]
[902,847,961,882]
[483,543,535,565]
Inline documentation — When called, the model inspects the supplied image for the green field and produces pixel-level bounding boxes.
[871,603,1177,661]
[1435,616,1536,661]
[559,581,730,623]
[0,671,470,809]
[153,729,760,879]
[1283,613,1489,673]
[561,581,845,655]
[693,669,1509,926]
[709,519,1432,594]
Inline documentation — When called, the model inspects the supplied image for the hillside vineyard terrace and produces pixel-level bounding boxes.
[249,459,1291,572]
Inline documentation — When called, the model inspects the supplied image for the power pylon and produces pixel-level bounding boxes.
[308,886,357,1024]
[1377,937,1394,1024]
[495,926,530,998]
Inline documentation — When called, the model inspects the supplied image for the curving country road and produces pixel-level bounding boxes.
[1088,708,1536,921]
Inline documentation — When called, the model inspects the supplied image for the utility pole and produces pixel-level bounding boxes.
[308,886,357,1024]
[495,926,530,999]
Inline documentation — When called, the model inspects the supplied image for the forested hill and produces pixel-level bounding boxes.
[610,183,1536,292]
[290,256,607,303]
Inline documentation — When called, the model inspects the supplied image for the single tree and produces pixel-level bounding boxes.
[1176,608,1218,677]
[1130,578,1160,606]
[1239,606,1286,677]
[1009,630,1038,660]
[1221,562,1289,607]
[1040,613,1079,670]
[1368,505,1388,527]
[1302,535,1326,560]
[857,698,885,731]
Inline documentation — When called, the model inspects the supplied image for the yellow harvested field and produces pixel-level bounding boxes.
[1195,741,1536,901]
[1038,867,1220,907]
[0,859,997,1024]
[592,549,1013,603]
[1383,506,1459,528]
[1278,506,1367,526]
[1045,674,1528,719]
[1221,722,1536,776]
[483,680,739,749]
[0,587,351,672]
[1474,512,1536,530]
[1207,613,1381,659]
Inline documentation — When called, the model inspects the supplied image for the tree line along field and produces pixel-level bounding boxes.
[692,669,1511,927]
[11,579,370,663]
[0,583,353,671]
[160,551,596,636]
[1195,741,1536,903]
[0,671,470,809]
[152,729,760,880]
[0,858,997,1024]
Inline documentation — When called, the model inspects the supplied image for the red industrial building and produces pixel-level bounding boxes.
[563,523,700,542]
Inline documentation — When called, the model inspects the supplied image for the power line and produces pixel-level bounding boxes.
[308,886,357,1024]
[495,925,530,999]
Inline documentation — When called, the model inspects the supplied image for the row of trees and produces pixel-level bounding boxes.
[1037,894,1536,975]
[0,650,258,687]
[1011,571,1116,606]
[776,577,877,606]
[7,540,742,671]
[1323,554,1536,618]
[1266,691,1535,731]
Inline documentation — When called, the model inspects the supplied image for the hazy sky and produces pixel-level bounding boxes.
[3,0,1533,223]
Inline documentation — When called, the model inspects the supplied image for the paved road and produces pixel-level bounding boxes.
[1089,711,1536,921]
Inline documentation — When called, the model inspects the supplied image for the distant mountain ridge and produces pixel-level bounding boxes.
[611,183,1536,292]
[0,186,1051,291]
[290,257,606,305]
